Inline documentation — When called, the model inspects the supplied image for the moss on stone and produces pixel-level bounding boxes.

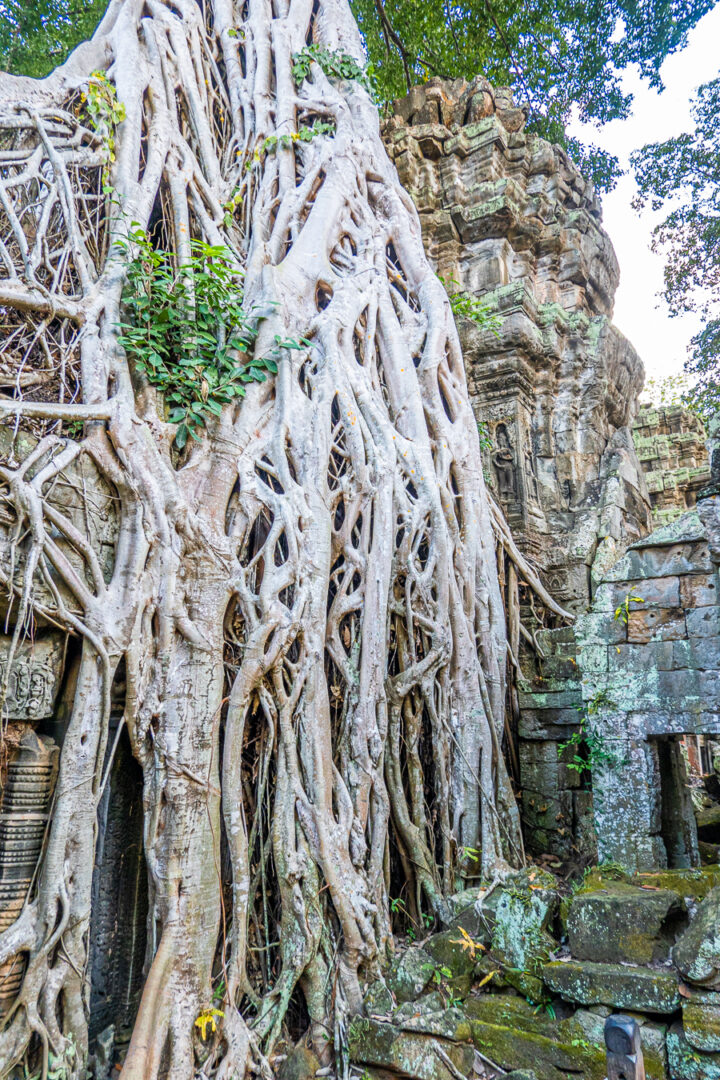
[464,994,668,1080]
[684,1002,720,1053]
[632,867,720,900]
[348,1016,475,1080]
[566,878,686,964]
[667,1021,720,1079]
[543,959,680,1013]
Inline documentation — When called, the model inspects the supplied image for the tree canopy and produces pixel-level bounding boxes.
[1,0,714,191]
[632,76,720,418]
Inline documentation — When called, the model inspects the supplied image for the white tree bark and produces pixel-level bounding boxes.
[0,0,522,1075]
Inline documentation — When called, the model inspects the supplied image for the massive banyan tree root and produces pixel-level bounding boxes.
[0,0,523,1074]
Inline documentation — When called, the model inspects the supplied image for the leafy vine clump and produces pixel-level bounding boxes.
[117,230,267,448]
[438,274,501,334]
[79,71,126,181]
[292,44,372,92]
[559,690,624,774]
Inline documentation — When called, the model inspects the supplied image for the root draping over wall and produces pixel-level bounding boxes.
[0,0,522,1074]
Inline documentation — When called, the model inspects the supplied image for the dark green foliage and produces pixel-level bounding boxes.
[116,229,287,449]
[632,77,720,417]
[351,0,714,191]
[0,0,108,77]
[2,0,712,195]
[438,274,500,334]
[291,44,372,93]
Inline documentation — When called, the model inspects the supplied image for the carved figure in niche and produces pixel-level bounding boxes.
[524,445,539,501]
[493,423,517,500]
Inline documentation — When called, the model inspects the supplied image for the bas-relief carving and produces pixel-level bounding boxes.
[0,634,65,721]
[492,423,517,501]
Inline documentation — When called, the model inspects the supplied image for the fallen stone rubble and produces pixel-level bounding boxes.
[347,866,720,1080]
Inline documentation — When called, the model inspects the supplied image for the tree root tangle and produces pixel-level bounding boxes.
[0,0,524,1075]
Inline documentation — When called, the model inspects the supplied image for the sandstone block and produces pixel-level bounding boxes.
[609,641,676,671]
[627,607,686,642]
[594,577,680,611]
[463,994,668,1080]
[487,867,559,1002]
[567,880,687,964]
[386,947,434,1002]
[576,612,628,645]
[631,868,720,901]
[667,1022,720,1080]
[684,1002,720,1053]
[673,887,720,989]
[681,574,719,608]
[544,958,680,1013]
[687,607,720,639]
[348,1017,475,1080]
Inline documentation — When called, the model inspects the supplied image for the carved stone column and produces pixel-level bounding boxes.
[0,730,59,1017]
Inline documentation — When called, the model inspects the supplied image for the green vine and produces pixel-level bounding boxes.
[613,592,644,624]
[80,71,126,182]
[291,45,372,93]
[116,228,303,448]
[477,420,493,452]
[247,119,336,171]
[437,274,501,334]
[559,690,623,774]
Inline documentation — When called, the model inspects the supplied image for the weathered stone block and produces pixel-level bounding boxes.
[628,607,686,642]
[567,881,687,964]
[631,868,720,901]
[684,1002,720,1053]
[519,707,582,740]
[687,607,720,639]
[423,929,476,981]
[680,639,720,670]
[463,994,668,1080]
[576,644,608,673]
[673,887,720,989]
[488,867,559,1002]
[386,946,434,1002]
[667,1022,720,1080]
[609,641,676,672]
[594,577,680,611]
[518,687,583,709]
[277,1048,321,1080]
[348,1017,475,1080]
[681,574,719,608]
[576,612,628,645]
[543,959,680,1013]
[700,671,720,709]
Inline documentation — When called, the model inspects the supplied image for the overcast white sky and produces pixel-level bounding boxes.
[568,2,720,384]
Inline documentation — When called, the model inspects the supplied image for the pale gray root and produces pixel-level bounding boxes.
[0,0,522,1076]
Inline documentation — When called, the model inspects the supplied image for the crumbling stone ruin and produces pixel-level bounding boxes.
[633,403,712,527]
[346,77,720,1080]
[383,76,652,615]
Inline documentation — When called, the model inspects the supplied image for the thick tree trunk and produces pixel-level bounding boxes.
[0,0,522,1075]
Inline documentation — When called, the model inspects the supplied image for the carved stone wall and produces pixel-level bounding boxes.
[633,404,712,527]
[383,77,652,616]
[576,502,720,872]
[383,78,653,860]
